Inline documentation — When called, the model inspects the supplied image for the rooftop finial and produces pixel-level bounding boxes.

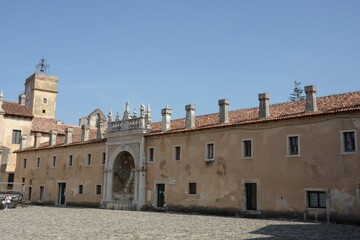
[36,56,50,74]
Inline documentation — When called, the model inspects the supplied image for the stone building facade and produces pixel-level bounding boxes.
[15,130,105,207]
[9,61,360,223]
[1,59,104,188]
[144,89,360,223]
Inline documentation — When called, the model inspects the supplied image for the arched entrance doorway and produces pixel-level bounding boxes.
[112,151,135,202]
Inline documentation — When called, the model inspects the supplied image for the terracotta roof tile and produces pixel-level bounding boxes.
[2,101,33,118]
[148,91,360,135]
[32,117,98,142]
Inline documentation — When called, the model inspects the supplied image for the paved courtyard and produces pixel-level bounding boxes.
[0,206,359,239]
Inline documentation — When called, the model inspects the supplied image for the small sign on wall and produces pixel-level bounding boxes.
[168,179,177,185]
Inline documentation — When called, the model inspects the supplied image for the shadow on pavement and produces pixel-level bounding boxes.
[247,223,360,240]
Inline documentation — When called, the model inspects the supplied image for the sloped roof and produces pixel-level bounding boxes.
[32,117,98,141]
[2,101,33,118]
[148,91,360,135]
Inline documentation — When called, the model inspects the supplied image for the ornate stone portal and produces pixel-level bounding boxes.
[101,102,151,210]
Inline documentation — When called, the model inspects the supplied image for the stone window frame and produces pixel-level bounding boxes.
[95,184,102,195]
[42,97,48,104]
[340,130,358,155]
[304,188,328,210]
[101,152,106,166]
[189,182,197,195]
[51,155,57,168]
[36,157,41,168]
[12,129,21,144]
[205,142,215,161]
[241,138,253,159]
[286,134,300,157]
[86,153,92,166]
[173,145,182,162]
[67,155,73,167]
[148,147,155,163]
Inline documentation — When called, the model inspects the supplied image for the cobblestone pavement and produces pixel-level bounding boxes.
[0,206,359,239]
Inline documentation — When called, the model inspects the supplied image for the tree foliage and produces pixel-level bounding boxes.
[289,81,305,101]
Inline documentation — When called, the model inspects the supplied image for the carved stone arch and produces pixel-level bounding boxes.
[108,144,140,170]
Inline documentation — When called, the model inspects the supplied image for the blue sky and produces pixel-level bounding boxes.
[0,0,359,125]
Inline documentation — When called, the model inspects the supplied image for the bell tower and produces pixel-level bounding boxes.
[24,57,58,119]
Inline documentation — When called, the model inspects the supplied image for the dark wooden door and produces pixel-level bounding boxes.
[58,183,66,205]
[157,184,165,207]
[245,183,257,210]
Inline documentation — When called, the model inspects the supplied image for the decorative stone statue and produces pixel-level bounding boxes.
[123,101,131,119]
[107,110,113,122]
[140,104,146,117]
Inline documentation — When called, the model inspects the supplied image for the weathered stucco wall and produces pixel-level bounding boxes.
[145,112,360,222]
[0,116,32,176]
[15,141,106,206]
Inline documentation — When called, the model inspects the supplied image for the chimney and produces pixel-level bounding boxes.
[0,90,4,113]
[218,99,229,124]
[305,85,318,113]
[258,93,270,119]
[96,114,103,140]
[18,92,26,106]
[81,125,90,142]
[65,128,73,144]
[161,106,172,132]
[20,135,27,150]
[34,133,42,148]
[185,104,196,129]
[49,130,57,146]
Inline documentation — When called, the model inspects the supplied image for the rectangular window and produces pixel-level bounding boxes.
[43,98,48,104]
[341,131,357,153]
[148,147,155,162]
[288,135,300,156]
[52,156,56,167]
[206,143,215,161]
[102,152,106,165]
[36,157,40,168]
[189,183,197,195]
[12,130,21,144]
[78,185,83,194]
[96,185,102,195]
[68,155,73,167]
[23,159,27,168]
[174,146,181,161]
[242,139,253,158]
[87,154,92,166]
[307,191,327,208]
[7,173,14,190]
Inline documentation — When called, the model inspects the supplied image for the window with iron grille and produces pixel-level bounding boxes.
[342,131,356,153]
[242,139,253,158]
[288,135,299,156]
[307,191,326,208]
[12,130,21,144]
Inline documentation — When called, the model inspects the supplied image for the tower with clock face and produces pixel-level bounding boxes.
[24,72,58,119]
